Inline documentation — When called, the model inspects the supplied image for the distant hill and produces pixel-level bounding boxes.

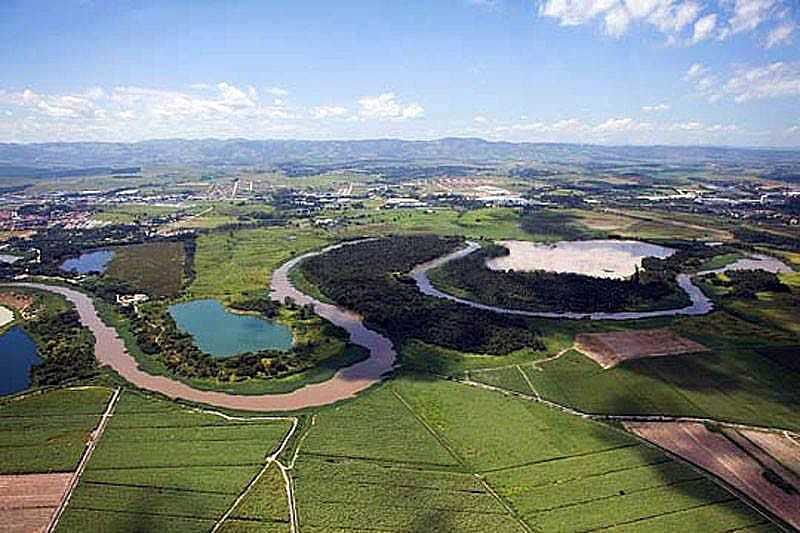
[0,138,798,174]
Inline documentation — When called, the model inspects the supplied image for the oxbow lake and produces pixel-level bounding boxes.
[486,240,675,279]
[60,249,114,274]
[0,326,41,395]
[168,299,293,358]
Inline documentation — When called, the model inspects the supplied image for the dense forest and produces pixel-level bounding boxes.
[426,241,736,314]
[300,235,545,354]
[26,307,97,386]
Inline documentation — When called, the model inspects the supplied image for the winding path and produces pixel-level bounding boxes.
[8,243,396,412]
[410,241,715,320]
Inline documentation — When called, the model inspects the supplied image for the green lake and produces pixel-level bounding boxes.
[168,299,293,358]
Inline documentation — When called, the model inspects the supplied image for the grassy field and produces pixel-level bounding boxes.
[218,463,290,532]
[336,207,537,241]
[395,378,769,532]
[0,387,112,474]
[105,241,186,298]
[189,227,329,302]
[287,376,767,532]
[94,204,193,225]
[57,390,293,533]
[469,310,800,431]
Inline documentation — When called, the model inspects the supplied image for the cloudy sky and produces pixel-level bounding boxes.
[1,0,799,146]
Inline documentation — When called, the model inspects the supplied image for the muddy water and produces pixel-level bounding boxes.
[410,241,715,320]
[11,245,396,411]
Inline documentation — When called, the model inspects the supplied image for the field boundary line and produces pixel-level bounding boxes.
[516,365,540,400]
[460,377,800,437]
[530,346,573,372]
[46,386,121,533]
[392,389,535,533]
[210,414,299,533]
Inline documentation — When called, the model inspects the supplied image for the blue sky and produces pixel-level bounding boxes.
[1,0,798,146]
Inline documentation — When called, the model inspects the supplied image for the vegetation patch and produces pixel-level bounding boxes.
[104,241,186,298]
[58,390,293,533]
[0,387,112,474]
[300,235,544,354]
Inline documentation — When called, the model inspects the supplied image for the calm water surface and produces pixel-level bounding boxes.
[0,326,41,395]
[168,299,293,358]
[60,250,114,274]
[486,240,675,279]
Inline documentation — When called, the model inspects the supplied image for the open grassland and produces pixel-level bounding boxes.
[0,387,111,474]
[290,377,767,532]
[94,204,193,225]
[56,391,292,533]
[337,207,537,241]
[105,241,185,298]
[189,227,329,302]
[568,208,732,241]
[471,311,800,431]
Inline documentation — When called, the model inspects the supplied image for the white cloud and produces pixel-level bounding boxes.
[538,0,794,44]
[642,103,670,111]
[474,115,489,123]
[723,62,800,102]
[690,13,717,43]
[684,61,800,103]
[765,21,795,48]
[719,0,776,39]
[267,87,289,97]
[357,93,424,120]
[311,106,349,119]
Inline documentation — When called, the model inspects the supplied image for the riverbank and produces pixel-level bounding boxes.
[7,242,396,411]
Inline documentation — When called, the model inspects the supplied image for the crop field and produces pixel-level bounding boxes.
[0,387,112,474]
[0,472,72,533]
[626,422,800,530]
[574,328,710,369]
[189,227,329,301]
[105,241,186,298]
[218,463,290,532]
[288,377,766,532]
[56,391,293,533]
[294,382,525,532]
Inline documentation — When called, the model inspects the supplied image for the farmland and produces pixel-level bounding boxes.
[0,387,112,474]
[289,377,769,532]
[57,390,293,532]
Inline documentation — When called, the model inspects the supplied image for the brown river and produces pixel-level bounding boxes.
[11,238,770,410]
[10,242,396,412]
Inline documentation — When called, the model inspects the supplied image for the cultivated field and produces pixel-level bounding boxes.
[0,472,72,533]
[56,391,293,532]
[289,377,768,532]
[574,328,710,369]
[0,388,112,475]
[626,421,800,530]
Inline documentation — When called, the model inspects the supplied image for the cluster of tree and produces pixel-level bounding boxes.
[26,308,97,386]
[300,235,544,354]
[122,299,339,382]
[705,269,790,299]
[228,291,280,319]
[733,228,800,251]
[433,244,685,314]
